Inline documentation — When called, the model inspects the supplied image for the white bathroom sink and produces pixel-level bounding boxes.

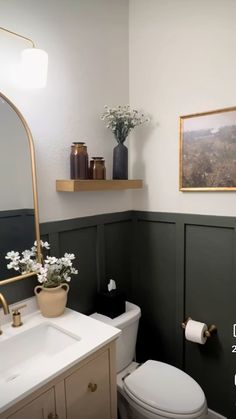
[0,323,80,384]
[0,303,120,414]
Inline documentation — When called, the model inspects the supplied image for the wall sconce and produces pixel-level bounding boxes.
[0,26,48,89]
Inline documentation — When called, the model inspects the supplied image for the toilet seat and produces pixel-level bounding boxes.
[123,360,207,418]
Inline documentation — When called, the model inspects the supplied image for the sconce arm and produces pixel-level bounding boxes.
[0,26,35,48]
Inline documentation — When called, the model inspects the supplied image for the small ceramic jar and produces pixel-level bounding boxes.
[89,157,106,180]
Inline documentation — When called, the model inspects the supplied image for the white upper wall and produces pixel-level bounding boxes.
[2,0,236,220]
[0,0,130,222]
[129,0,236,216]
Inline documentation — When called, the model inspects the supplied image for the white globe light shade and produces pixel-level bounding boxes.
[20,48,48,88]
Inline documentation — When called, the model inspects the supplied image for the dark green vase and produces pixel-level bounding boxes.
[113,142,128,179]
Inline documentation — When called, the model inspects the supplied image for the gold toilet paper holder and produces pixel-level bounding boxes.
[181,317,217,338]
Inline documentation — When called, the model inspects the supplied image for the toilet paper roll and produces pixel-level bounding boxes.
[185,320,207,345]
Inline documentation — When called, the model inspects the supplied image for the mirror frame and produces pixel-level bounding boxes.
[0,91,41,286]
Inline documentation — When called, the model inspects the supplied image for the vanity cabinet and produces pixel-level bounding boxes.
[1,342,117,419]
[65,350,110,419]
[6,389,55,419]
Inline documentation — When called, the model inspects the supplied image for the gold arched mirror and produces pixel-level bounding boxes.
[0,92,41,290]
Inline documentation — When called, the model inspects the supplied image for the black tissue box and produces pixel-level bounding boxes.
[96,290,126,319]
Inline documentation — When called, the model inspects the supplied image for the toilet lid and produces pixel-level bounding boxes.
[123,360,206,415]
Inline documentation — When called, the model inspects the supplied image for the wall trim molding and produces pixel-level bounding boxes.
[40,210,134,234]
[4,209,234,417]
[133,210,236,228]
[132,210,234,418]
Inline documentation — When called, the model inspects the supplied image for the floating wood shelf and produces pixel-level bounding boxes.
[56,179,143,192]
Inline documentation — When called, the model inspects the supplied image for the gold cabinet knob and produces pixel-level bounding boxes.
[48,413,58,419]
[88,382,97,392]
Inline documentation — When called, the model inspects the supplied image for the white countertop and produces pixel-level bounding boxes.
[0,299,120,413]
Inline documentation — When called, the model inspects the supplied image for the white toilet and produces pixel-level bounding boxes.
[91,301,208,419]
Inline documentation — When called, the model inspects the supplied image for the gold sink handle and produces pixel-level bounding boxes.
[11,304,27,328]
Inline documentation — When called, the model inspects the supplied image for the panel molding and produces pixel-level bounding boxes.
[133,210,235,418]
[40,211,133,234]
[2,209,235,417]
[41,211,133,314]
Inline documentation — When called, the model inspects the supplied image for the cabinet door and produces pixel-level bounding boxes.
[65,350,111,419]
[6,388,55,419]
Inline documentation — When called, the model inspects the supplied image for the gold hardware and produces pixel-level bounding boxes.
[0,293,10,315]
[204,324,217,338]
[0,293,10,335]
[88,382,98,392]
[0,26,35,48]
[181,317,192,329]
[181,317,217,338]
[0,272,38,287]
[48,413,58,419]
[0,92,42,286]
[11,304,26,328]
[179,105,236,192]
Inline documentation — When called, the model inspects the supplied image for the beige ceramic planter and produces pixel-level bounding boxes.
[34,283,69,317]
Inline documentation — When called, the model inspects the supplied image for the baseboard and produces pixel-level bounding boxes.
[208,409,227,419]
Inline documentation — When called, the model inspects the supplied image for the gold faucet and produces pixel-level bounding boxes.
[0,293,10,335]
[0,293,9,314]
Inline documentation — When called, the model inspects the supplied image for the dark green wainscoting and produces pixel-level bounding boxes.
[40,211,134,314]
[132,211,236,419]
[0,209,36,302]
[1,210,235,417]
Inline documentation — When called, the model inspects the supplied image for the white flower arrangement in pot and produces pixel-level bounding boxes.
[101,105,149,144]
[6,241,78,317]
[100,105,150,179]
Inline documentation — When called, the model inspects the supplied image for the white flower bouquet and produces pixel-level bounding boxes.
[101,105,150,143]
[5,241,78,288]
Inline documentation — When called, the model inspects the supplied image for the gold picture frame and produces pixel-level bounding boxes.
[179,106,236,191]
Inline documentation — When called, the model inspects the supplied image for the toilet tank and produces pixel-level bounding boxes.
[90,301,141,373]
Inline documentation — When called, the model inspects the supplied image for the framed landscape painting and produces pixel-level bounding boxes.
[179,106,236,191]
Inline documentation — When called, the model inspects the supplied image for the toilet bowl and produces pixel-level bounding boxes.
[91,301,208,419]
[117,361,207,419]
